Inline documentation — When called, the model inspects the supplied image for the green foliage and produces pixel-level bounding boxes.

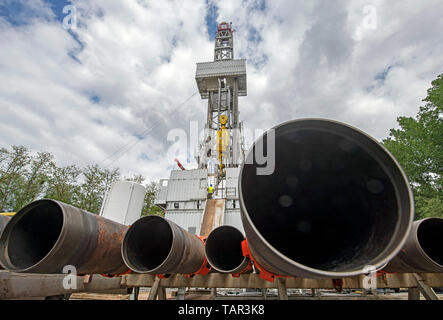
[141,181,164,217]
[383,74,443,219]
[0,146,32,212]
[78,164,120,214]
[0,146,162,217]
[45,163,82,206]
[124,174,163,216]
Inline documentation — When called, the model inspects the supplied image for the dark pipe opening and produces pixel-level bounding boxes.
[206,226,245,271]
[417,219,443,266]
[7,201,63,269]
[124,217,173,272]
[242,124,400,272]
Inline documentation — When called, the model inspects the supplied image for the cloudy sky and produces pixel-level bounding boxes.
[0,0,442,182]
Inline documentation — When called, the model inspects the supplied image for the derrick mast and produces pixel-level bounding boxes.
[155,22,247,236]
[195,22,247,188]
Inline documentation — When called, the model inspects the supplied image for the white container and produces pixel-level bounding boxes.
[100,181,146,225]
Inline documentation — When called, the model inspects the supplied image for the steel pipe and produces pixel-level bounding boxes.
[0,199,128,274]
[122,215,206,274]
[239,118,414,279]
[0,215,10,235]
[205,225,250,274]
[0,215,10,270]
[384,218,443,273]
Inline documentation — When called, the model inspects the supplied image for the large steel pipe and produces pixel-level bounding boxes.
[384,218,443,273]
[0,215,10,270]
[0,215,10,235]
[205,225,250,274]
[0,199,128,274]
[239,119,414,279]
[122,215,206,274]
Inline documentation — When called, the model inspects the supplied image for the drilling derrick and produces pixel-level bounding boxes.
[154,22,247,236]
[195,22,247,191]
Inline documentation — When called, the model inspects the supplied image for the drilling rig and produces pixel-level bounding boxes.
[154,22,247,236]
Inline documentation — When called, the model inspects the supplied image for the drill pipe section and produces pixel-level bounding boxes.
[205,225,250,274]
[239,118,414,279]
[122,215,206,274]
[384,218,443,273]
[0,199,128,274]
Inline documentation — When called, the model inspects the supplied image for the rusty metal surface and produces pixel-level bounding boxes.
[122,216,205,274]
[238,119,414,279]
[0,271,123,299]
[385,218,443,273]
[199,199,225,237]
[0,199,128,274]
[121,272,443,289]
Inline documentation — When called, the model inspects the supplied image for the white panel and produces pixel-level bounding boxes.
[100,181,146,225]
[223,209,244,234]
[166,169,208,201]
[165,210,204,235]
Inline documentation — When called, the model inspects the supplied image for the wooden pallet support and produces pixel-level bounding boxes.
[412,273,439,301]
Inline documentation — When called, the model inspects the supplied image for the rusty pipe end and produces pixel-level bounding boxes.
[122,215,205,275]
[205,225,249,274]
[0,199,128,274]
[0,199,64,272]
[122,215,174,274]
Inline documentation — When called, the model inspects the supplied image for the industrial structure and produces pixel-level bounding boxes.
[155,22,247,236]
[0,22,441,301]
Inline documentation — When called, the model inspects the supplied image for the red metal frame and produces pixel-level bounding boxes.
[241,239,290,282]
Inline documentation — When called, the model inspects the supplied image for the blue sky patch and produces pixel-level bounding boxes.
[0,0,51,26]
[42,0,72,23]
[89,95,101,104]
[205,0,218,40]
[375,65,393,83]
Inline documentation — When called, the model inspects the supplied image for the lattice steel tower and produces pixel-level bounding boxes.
[195,22,247,182]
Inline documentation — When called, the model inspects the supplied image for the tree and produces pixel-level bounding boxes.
[78,164,120,214]
[125,174,145,184]
[14,151,53,211]
[0,146,31,212]
[141,181,164,216]
[383,74,443,219]
[45,163,82,206]
[0,145,162,217]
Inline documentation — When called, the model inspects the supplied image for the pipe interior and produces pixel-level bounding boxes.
[417,219,443,266]
[242,126,400,272]
[124,217,173,272]
[7,201,63,269]
[206,226,245,271]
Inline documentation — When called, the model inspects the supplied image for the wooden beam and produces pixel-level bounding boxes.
[408,288,420,300]
[0,271,123,300]
[277,279,288,300]
[413,273,439,301]
[148,277,161,300]
[121,273,443,289]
